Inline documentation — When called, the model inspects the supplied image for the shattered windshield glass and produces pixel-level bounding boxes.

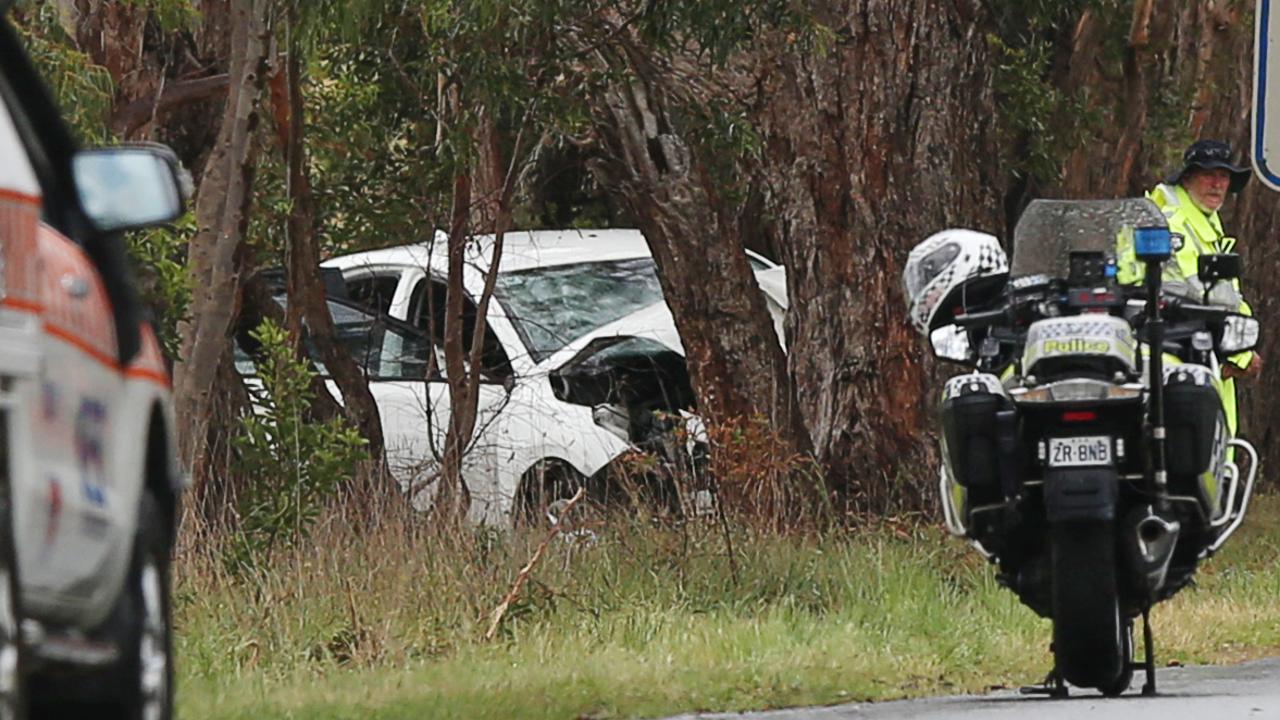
[495,257,665,363]
[1011,198,1167,279]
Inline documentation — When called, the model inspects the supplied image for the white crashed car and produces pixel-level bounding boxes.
[319,229,787,524]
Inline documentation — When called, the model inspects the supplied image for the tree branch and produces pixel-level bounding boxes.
[110,73,231,138]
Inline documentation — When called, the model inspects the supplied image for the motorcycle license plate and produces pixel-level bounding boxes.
[1048,436,1112,467]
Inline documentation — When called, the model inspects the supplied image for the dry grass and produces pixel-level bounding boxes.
[173,494,1280,719]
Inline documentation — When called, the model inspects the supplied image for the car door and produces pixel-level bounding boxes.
[356,292,511,521]
[29,224,125,599]
[0,92,60,598]
[0,83,124,607]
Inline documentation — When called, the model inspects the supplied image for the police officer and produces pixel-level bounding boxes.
[1119,139,1260,437]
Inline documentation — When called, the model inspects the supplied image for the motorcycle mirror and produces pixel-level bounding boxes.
[929,325,975,365]
[1197,253,1241,284]
[1219,314,1260,355]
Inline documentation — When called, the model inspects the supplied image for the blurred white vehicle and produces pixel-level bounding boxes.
[318,230,787,524]
[0,9,186,718]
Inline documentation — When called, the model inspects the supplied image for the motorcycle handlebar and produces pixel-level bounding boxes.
[952,308,1007,329]
[1164,300,1232,319]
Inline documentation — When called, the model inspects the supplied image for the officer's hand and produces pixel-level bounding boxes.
[1224,352,1263,380]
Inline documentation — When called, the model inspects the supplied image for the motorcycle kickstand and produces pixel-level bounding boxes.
[1020,666,1068,698]
[1140,608,1157,696]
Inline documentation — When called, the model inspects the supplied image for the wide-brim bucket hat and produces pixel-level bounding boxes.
[1165,139,1251,194]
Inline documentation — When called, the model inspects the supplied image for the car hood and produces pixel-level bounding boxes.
[543,300,684,373]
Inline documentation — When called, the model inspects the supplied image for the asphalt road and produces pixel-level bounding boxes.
[668,657,1280,720]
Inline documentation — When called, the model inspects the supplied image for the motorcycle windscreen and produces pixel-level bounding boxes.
[1010,198,1167,280]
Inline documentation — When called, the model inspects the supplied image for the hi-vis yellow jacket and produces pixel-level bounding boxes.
[1115,182,1253,435]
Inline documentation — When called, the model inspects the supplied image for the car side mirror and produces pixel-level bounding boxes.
[72,146,189,234]
[1198,253,1241,284]
[929,325,975,365]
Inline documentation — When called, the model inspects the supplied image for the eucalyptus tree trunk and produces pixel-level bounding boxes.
[586,40,814,472]
[172,0,272,484]
[756,0,1005,509]
[268,36,389,493]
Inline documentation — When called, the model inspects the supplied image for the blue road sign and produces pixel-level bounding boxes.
[1255,0,1280,190]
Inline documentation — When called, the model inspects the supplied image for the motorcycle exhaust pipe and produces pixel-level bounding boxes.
[1123,506,1180,596]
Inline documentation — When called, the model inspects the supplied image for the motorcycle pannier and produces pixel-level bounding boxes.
[941,374,1016,500]
[1163,366,1225,481]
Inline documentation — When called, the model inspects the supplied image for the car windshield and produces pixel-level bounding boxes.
[495,257,665,363]
[1011,198,1168,280]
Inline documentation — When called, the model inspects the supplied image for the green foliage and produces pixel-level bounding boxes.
[988,32,1085,183]
[14,1,198,359]
[634,0,820,63]
[986,0,1086,183]
[229,319,368,572]
[122,0,201,32]
[986,0,1142,185]
[300,41,441,254]
[129,216,194,359]
[11,2,115,144]
[243,0,825,256]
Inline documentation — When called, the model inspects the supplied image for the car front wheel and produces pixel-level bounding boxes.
[102,492,173,720]
[516,461,592,528]
[0,479,25,720]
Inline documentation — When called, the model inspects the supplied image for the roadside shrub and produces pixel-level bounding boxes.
[129,216,194,359]
[704,414,825,532]
[229,319,368,571]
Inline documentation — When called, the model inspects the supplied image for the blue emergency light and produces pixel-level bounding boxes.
[1134,226,1173,261]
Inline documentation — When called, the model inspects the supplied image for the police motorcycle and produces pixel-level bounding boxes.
[903,199,1260,697]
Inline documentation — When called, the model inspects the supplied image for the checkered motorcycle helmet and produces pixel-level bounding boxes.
[903,229,1008,335]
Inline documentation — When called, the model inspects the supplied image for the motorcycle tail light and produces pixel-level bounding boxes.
[1062,410,1097,422]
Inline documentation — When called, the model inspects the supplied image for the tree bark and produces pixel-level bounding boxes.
[437,171,475,520]
[756,0,1004,508]
[586,39,813,468]
[436,109,520,523]
[268,34,389,494]
[172,0,271,485]
[110,73,231,138]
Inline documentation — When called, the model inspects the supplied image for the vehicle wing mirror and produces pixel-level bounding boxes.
[929,325,975,365]
[1198,253,1241,284]
[1219,314,1260,355]
[72,146,189,234]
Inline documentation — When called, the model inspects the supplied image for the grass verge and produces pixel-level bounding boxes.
[175,496,1280,719]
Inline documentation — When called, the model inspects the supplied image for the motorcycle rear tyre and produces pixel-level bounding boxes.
[1050,521,1125,690]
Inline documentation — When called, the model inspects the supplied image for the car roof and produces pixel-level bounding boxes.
[323,228,656,275]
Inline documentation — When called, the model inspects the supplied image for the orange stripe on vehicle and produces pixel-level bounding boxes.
[124,366,170,388]
[128,326,169,381]
[45,323,170,388]
[0,189,39,207]
[43,322,118,370]
[1,297,43,314]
